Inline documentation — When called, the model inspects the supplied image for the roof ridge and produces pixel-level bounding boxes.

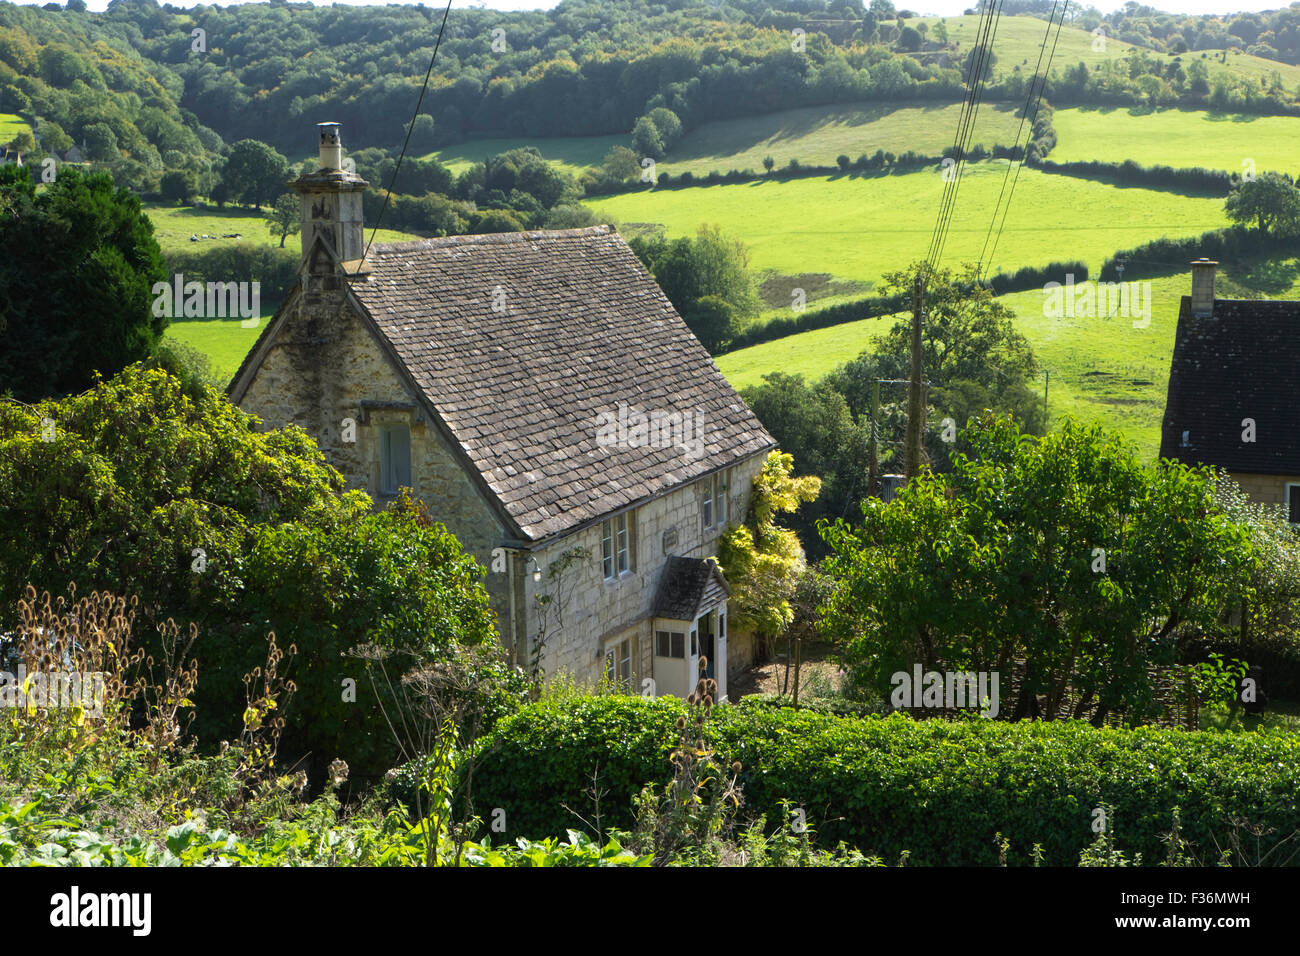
[369,224,612,255]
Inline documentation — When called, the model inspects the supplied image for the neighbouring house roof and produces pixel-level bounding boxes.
[1160,295,1300,475]
[652,556,731,622]
[236,225,776,542]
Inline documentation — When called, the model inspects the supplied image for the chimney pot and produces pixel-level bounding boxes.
[1190,258,1216,317]
[318,122,343,171]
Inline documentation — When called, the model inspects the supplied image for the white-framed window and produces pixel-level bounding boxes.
[601,511,634,580]
[701,471,729,532]
[605,638,632,690]
[1288,484,1300,525]
[655,630,686,658]
[380,424,411,495]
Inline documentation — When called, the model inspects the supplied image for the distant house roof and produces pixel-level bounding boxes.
[1160,295,1300,474]
[235,225,775,542]
[653,556,731,622]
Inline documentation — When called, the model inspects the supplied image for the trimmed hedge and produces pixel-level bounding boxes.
[468,696,1300,865]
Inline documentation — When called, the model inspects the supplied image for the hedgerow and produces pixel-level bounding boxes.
[470,696,1300,865]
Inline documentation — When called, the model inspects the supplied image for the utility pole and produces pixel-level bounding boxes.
[905,273,924,480]
[868,377,880,497]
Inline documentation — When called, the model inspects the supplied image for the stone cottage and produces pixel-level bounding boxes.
[229,123,777,700]
[1160,258,1300,522]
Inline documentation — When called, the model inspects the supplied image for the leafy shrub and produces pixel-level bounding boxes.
[0,366,499,777]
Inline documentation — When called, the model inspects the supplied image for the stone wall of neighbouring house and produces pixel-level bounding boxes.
[1230,471,1300,510]
[726,628,758,680]
[235,284,516,647]
[528,451,769,688]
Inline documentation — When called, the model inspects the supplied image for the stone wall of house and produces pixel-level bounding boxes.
[235,285,518,649]
[1230,471,1300,510]
[528,452,769,689]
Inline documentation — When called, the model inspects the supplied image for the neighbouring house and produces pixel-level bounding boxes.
[1160,258,1300,522]
[53,145,86,165]
[0,147,21,166]
[229,123,778,701]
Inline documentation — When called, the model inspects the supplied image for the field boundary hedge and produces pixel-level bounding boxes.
[1035,157,1236,196]
[722,259,1088,353]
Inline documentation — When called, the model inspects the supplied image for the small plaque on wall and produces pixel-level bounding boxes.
[662,527,678,554]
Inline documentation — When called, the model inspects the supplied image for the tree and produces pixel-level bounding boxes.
[870,261,1044,453]
[821,415,1254,723]
[160,168,198,205]
[602,145,641,182]
[933,19,949,44]
[899,25,922,50]
[83,122,119,162]
[683,294,741,354]
[629,223,761,350]
[222,139,290,209]
[718,451,821,648]
[404,114,437,152]
[762,155,775,174]
[646,107,683,151]
[266,191,300,248]
[1224,171,1300,236]
[740,372,872,559]
[0,366,500,776]
[0,165,167,402]
[962,45,998,84]
[36,120,72,152]
[8,130,35,156]
[632,116,665,160]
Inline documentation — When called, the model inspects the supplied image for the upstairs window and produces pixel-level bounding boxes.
[701,471,729,532]
[1289,484,1300,525]
[602,512,634,580]
[380,424,411,495]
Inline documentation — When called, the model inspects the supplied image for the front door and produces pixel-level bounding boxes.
[697,612,716,683]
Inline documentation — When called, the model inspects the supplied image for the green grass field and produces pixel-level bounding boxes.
[917,13,1300,88]
[0,112,29,144]
[917,14,1124,76]
[1052,106,1300,173]
[144,203,423,255]
[164,313,272,385]
[589,162,1228,284]
[660,101,1024,176]
[422,134,624,176]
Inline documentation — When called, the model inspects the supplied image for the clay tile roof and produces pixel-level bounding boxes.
[653,556,731,621]
[1160,295,1300,474]
[348,226,775,541]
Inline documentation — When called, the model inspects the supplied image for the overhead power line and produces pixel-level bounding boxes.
[980,0,1070,282]
[363,0,456,262]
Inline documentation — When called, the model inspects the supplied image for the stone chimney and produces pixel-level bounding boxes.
[289,122,369,282]
[1190,258,1216,318]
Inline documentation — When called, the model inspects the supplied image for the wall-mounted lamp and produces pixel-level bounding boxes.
[530,558,542,584]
